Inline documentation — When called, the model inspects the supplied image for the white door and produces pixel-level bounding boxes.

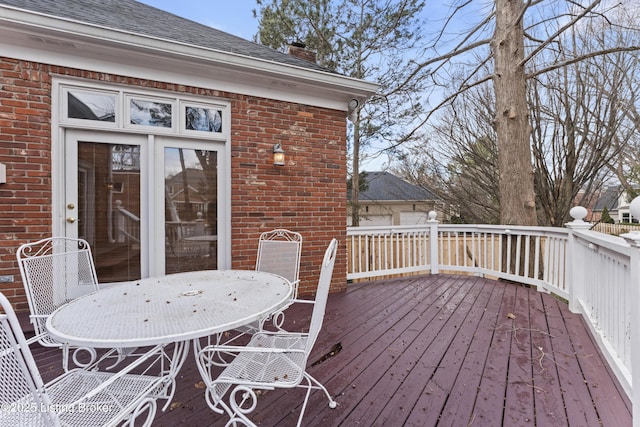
[63,130,221,283]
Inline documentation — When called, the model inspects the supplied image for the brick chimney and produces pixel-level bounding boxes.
[288,42,316,63]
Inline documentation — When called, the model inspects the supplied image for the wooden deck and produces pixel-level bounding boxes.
[30,274,631,426]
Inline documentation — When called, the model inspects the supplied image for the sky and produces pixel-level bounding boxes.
[138,1,260,40]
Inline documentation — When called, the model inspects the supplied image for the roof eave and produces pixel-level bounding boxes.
[0,5,379,104]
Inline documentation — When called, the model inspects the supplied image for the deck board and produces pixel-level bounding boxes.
[504,284,537,425]
[472,280,517,426]
[435,279,506,427]
[391,276,489,427]
[562,301,631,426]
[28,274,631,426]
[544,293,601,426]
[528,286,567,427]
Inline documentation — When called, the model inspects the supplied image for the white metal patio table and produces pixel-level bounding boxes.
[46,269,292,348]
[45,270,292,406]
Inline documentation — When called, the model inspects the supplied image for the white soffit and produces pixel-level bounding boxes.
[0,6,378,110]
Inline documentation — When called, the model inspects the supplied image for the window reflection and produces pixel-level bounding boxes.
[68,91,116,122]
[185,106,222,132]
[130,99,172,128]
[164,148,218,273]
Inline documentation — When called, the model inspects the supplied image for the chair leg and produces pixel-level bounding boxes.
[305,372,337,408]
[124,397,157,427]
[296,373,337,427]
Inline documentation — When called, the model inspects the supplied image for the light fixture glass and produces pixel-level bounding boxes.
[273,143,285,166]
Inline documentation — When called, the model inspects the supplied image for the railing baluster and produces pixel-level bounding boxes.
[534,236,540,282]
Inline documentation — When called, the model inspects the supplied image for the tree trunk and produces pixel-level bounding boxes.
[493,0,538,226]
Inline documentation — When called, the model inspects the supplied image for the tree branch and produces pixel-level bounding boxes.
[519,0,602,67]
[528,46,640,78]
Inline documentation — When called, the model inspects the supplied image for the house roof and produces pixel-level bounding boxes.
[351,171,437,202]
[0,0,329,73]
[593,186,621,211]
[0,0,378,108]
[166,168,207,185]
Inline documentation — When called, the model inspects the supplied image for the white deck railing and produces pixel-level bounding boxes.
[347,219,570,298]
[346,205,640,424]
[113,201,140,243]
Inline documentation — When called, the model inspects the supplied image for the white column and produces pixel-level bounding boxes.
[428,211,439,275]
[622,196,640,427]
[565,206,591,313]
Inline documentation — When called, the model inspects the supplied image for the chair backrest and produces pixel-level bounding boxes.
[0,292,56,426]
[305,238,338,354]
[256,229,303,296]
[16,237,99,337]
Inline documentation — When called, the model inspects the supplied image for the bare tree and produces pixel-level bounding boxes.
[397,2,640,227]
[395,82,500,224]
[596,5,640,199]
[395,0,640,226]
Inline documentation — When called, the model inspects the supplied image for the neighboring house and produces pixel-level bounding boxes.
[347,171,443,226]
[165,168,210,221]
[0,0,378,308]
[593,185,640,223]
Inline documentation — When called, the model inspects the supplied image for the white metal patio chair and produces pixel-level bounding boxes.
[217,229,303,348]
[0,291,170,427]
[16,237,133,371]
[256,228,303,299]
[196,238,338,427]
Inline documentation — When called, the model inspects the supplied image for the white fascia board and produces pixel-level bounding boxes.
[0,6,379,110]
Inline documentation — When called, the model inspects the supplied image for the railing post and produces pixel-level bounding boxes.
[428,211,439,274]
[114,200,126,243]
[565,206,590,314]
[622,196,640,427]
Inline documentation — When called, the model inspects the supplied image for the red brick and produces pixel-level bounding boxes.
[0,57,348,309]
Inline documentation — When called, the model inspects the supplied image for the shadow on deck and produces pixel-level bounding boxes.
[30,274,631,426]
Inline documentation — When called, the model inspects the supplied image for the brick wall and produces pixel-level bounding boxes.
[0,57,347,310]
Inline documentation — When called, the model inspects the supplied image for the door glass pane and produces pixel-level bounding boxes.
[78,142,141,282]
[164,148,218,273]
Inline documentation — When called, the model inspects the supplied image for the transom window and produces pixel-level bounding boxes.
[60,84,228,139]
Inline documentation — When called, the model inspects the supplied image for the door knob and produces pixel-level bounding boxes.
[66,217,76,223]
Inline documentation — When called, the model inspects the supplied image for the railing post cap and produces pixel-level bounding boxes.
[427,211,438,223]
[622,232,640,247]
[566,206,591,229]
[623,197,640,245]
[570,206,587,221]
[630,196,640,219]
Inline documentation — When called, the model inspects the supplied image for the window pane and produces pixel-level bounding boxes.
[164,148,218,273]
[78,141,141,282]
[68,90,116,122]
[130,99,172,127]
[185,106,222,132]
[112,145,141,171]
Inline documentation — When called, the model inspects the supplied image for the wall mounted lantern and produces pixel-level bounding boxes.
[273,143,285,166]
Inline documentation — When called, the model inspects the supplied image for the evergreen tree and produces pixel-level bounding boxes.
[255,0,427,226]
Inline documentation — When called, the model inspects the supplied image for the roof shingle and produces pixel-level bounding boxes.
[0,0,330,72]
[351,171,437,202]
